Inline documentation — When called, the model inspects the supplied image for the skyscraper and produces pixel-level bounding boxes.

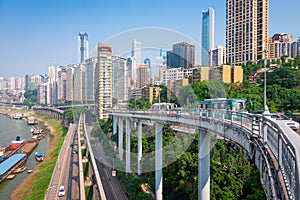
[137,63,150,88]
[127,57,137,88]
[57,70,66,103]
[292,37,300,58]
[78,32,89,63]
[202,7,214,66]
[268,33,293,59]
[112,56,127,101]
[95,43,112,119]
[226,0,268,65]
[209,45,226,67]
[85,57,97,103]
[132,39,142,65]
[73,64,86,103]
[66,66,75,102]
[167,42,195,68]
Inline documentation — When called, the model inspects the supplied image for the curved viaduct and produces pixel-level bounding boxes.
[111,110,300,200]
[32,106,300,200]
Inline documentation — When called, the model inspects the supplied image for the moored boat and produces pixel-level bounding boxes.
[6,174,15,180]
[11,136,25,144]
[31,126,46,135]
[14,166,27,173]
[35,152,44,162]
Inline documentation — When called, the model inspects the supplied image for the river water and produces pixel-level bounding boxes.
[0,114,53,200]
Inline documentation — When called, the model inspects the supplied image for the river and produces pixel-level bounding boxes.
[0,114,53,200]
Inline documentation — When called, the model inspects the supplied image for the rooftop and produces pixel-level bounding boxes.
[0,154,26,176]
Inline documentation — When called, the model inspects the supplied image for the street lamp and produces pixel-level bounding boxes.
[263,49,270,115]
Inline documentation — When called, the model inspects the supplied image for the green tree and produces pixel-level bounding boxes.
[23,89,38,106]
[178,85,197,107]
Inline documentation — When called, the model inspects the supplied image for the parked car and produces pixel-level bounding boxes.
[72,149,77,154]
[250,110,264,115]
[270,114,300,131]
[250,111,299,131]
[58,186,65,197]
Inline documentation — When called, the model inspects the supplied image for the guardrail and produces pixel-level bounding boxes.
[78,113,86,200]
[82,112,107,200]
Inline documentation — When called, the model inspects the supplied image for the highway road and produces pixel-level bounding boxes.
[45,124,79,200]
[86,126,128,200]
[69,127,80,200]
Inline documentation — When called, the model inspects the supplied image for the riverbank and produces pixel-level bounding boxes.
[0,108,66,200]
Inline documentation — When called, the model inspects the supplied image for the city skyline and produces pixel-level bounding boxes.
[0,0,299,77]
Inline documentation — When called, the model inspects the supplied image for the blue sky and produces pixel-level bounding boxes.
[0,0,299,78]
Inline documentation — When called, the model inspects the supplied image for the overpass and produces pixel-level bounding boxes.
[33,106,64,121]
[34,106,300,200]
[110,109,300,200]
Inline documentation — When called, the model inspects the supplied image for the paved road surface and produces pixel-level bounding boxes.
[86,126,128,200]
[45,124,78,200]
[69,127,80,200]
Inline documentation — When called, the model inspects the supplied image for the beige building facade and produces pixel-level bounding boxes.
[226,0,268,65]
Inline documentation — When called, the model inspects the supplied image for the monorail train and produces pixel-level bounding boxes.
[196,98,252,120]
[150,103,177,115]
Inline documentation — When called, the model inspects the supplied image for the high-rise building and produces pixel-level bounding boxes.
[137,63,150,88]
[202,7,214,66]
[73,64,86,103]
[37,83,47,105]
[144,58,151,79]
[29,75,44,90]
[66,66,75,102]
[48,64,61,82]
[8,77,16,90]
[127,57,137,88]
[57,70,66,103]
[291,37,300,58]
[0,77,3,90]
[25,75,32,91]
[209,45,226,67]
[160,49,167,60]
[144,58,151,69]
[268,33,293,58]
[95,42,112,119]
[167,42,195,68]
[132,39,142,65]
[85,57,97,103]
[78,32,89,63]
[15,76,25,90]
[226,0,268,65]
[112,56,127,102]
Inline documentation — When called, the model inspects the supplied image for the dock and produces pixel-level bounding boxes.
[19,141,38,155]
[0,154,27,184]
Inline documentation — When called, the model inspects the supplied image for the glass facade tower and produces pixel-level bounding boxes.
[202,7,214,66]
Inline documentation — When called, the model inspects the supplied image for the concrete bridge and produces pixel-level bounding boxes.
[32,106,300,200]
[33,106,64,120]
[110,109,300,200]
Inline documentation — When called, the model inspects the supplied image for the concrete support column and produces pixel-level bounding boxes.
[126,118,131,173]
[278,136,282,167]
[118,118,123,160]
[155,122,163,200]
[113,116,117,135]
[198,129,210,200]
[263,120,268,143]
[137,120,143,175]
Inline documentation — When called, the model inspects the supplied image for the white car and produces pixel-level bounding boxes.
[271,114,300,131]
[58,186,65,197]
